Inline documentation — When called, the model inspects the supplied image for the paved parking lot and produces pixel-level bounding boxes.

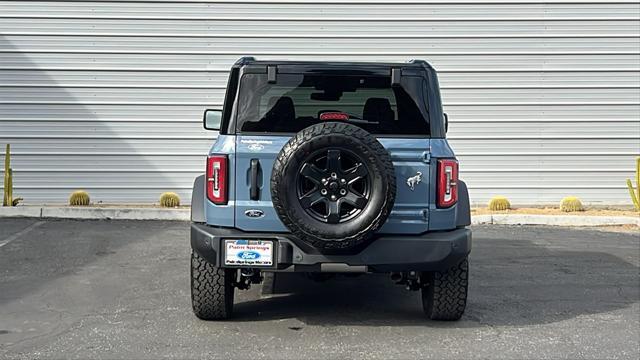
[0,219,638,359]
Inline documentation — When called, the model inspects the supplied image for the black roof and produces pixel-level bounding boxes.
[232,57,434,71]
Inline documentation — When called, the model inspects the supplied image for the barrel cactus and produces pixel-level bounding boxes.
[626,157,640,211]
[560,196,584,212]
[69,190,90,206]
[488,196,511,211]
[160,192,181,207]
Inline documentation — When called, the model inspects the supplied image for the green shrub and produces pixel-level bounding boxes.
[69,190,90,206]
[160,192,180,207]
[488,196,511,211]
[560,196,584,212]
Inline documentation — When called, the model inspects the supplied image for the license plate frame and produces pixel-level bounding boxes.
[223,239,276,268]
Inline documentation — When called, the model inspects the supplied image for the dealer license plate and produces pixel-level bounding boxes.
[224,239,274,267]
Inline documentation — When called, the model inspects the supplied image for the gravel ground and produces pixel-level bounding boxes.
[0,219,638,359]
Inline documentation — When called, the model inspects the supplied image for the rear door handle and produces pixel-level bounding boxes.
[250,159,260,200]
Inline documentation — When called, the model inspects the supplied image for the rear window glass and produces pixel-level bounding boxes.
[235,73,430,135]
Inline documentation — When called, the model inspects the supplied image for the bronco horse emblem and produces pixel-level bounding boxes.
[406,172,423,191]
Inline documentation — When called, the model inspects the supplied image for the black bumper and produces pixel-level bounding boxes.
[190,223,471,273]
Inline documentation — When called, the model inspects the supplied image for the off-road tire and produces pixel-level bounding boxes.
[421,258,468,321]
[271,122,396,252]
[190,252,235,320]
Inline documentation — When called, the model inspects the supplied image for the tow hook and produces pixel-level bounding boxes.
[234,268,263,290]
[390,271,422,291]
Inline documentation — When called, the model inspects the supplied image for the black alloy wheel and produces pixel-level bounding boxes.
[296,148,371,224]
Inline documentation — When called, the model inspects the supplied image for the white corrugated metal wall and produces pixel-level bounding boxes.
[1,0,639,205]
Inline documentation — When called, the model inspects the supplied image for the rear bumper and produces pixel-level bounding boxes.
[190,223,471,273]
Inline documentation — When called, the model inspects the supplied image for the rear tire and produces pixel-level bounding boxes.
[421,258,468,321]
[191,252,235,320]
[271,122,396,252]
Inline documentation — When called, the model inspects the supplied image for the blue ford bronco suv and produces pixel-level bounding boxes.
[190,57,471,321]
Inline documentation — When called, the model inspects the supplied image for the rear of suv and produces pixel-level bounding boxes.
[190,57,471,321]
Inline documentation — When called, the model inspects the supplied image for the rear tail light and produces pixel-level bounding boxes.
[437,159,458,208]
[207,155,228,205]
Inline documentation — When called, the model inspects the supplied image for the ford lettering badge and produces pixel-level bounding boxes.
[237,251,260,260]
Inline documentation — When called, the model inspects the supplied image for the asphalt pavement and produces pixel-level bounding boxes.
[0,219,638,359]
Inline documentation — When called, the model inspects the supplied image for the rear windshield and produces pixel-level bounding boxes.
[235,73,430,135]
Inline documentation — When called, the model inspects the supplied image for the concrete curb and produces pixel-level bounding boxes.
[0,206,638,226]
[0,206,190,221]
[0,206,42,218]
[471,214,639,227]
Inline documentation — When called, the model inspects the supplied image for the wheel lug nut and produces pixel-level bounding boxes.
[339,189,347,195]
[340,178,346,184]
[331,172,337,179]
[320,189,328,195]
[331,195,337,201]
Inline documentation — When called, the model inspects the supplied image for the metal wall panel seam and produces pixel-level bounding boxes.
[2,135,638,140]
[6,0,636,4]
[2,84,639,89]
[2,101,638,106]
[2,50,639,55]
[5,168,634,173]
[2,67,638,73]
[1,15,639,21]
[4,32,640,38]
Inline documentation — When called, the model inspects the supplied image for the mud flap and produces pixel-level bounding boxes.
[191,174,205,223]
[455,180,471,227]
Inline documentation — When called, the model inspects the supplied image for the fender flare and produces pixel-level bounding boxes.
[191,174,206,223]
[456,179,471,227]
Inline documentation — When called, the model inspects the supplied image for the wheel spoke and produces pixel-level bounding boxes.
[326,150,341,173]
[299,191,324,209]
[326,201,341,224]
[300,163,326,184]
[344,163,368,182]
[298,148,371,224]
[342,192,367,209]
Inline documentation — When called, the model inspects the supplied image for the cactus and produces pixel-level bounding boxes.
[69,190,90,206]
[560,196,584,212]
[6,169,22,206]
[160,192,181,207]
[488,196,511,211]
[3,144,13,207]
[626,157,640,211]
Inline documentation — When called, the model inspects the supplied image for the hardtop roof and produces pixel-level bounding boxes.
[232,57,435,71]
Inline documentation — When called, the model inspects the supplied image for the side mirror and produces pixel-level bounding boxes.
[443,113,449,133]
[203,109,222,131]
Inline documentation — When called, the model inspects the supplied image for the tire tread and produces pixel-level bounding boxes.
[190,252,234,320]
[422,258,468,321]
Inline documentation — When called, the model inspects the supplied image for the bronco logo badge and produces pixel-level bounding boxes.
[406,172,423,191]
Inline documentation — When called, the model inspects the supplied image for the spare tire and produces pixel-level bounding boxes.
[271,122,396,252]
